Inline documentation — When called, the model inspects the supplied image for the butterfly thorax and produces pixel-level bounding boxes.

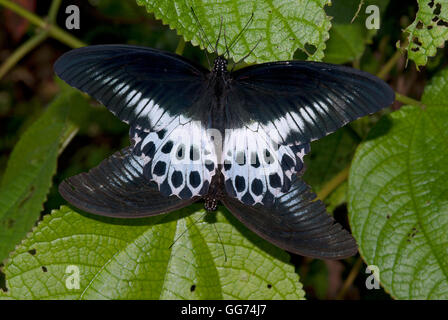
[204,170,226,212]
[212,56,228,77]
[210,56,230,95]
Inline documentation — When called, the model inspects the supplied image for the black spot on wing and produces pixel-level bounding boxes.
[205,161,215,172]
[269,173,282,188]
[251,178,263,196]
[176,144,185,160]
[161,141,173,154]
[157,129,166,139]
[281,154,295,171]
[235,175,246,193]
[189,171,201,188]
[153,161,166,176]
[142,141,156,158]
[171,171,183,188]
[224,162,232,171]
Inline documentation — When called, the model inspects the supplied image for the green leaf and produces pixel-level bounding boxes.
[1,205,304,300]
[402,0,448,68]
[348,69,448,299]
[304,128,358,193]
[0,91,84,263]
[136,0,332,62]
[324,0,390,64]
[303,128,358,211]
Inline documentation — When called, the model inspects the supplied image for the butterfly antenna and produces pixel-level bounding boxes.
[169,212,207,250]
[215,16,224,54]
[223,23,230,59]
[227,12,254,52]
[190,7,214,52]
[230,37,262,72]
[213,223,227,262]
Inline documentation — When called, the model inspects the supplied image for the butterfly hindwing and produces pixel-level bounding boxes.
[222,124,310,205]
[222,177,358,259]
[130,119,217,199]
[58,148,198,218]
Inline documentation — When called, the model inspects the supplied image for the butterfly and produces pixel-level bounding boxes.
[54,42,394,260]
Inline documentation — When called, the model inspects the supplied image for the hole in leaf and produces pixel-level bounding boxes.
[190,284,196,292]
[41,266,48,272]
[437,19,448,27]
[28,249,37,255]
[432,16,439,22]
[0,268,7,293]
[267,284,272,289]
[412,37,422,46]
[416,21,424,29]
[429,0,435,8]
[304,43,317,56]
[433,3,441,15]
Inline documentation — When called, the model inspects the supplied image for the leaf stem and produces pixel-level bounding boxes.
[377,49,402,80]
[175,38,186,56]
[0,0,86,48]
[395,93,424,108]
[48,0,62,23]
[0,31,48,80]
[317,166,350,201]
[336,257,363,299]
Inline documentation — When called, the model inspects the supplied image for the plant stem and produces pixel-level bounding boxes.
[395,93,424,107]
[48,0,62,23]
[317,166,350,201]
[0,0,86,48]
[377,49,402,80]
[336,257,363,299]
[0,31,48,80]
[59,122,79,156]
[176,38,186,55]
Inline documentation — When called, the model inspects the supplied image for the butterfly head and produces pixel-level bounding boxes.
[213,56,228,76]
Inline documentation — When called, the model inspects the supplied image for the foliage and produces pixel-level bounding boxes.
[0,89,88,263]
[0,0,448,300]
[1,205,303,299]
[348,69,448,299]
[136,0,332,62]
[402,0,448,68]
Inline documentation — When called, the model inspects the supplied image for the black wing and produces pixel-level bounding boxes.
[222,177,358,259]
[59,148,199,218]
[227,60,395,145]
[222,61,394,205]
[54,45,210,131]
[55,45,220,198]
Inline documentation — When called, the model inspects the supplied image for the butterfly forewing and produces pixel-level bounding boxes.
[222,61,394,205]
[54,45,209,131]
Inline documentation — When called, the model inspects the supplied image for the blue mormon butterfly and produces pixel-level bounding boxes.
[54,19,394,259]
